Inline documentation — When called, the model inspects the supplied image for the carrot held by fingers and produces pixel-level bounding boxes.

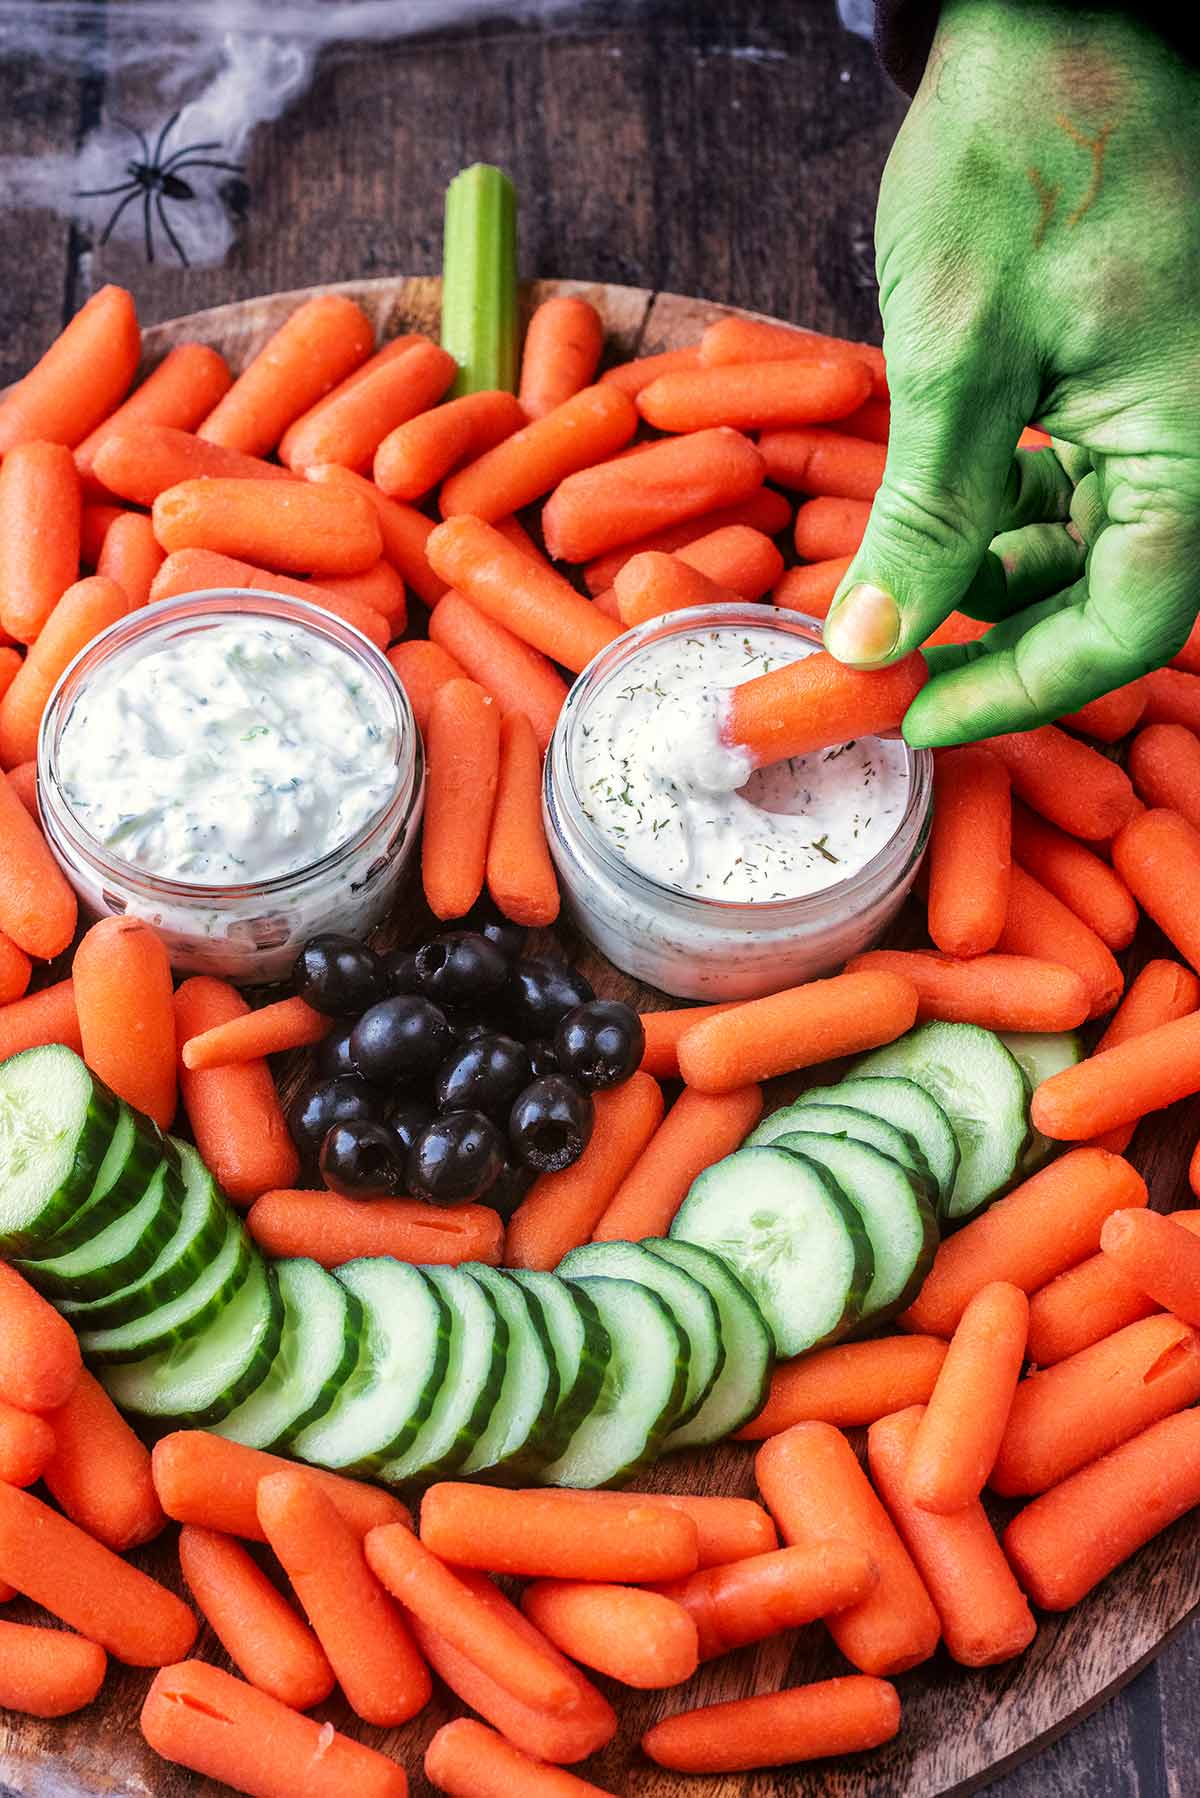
[519,296,605,420]
[74,340,233,492]
[151,1430,412,1543]
[676,970,919,1092]
[642,1677,901,1773]
[0,573,129,770]
[198,293,375,456]
[93,423,299,506]
[520,1581,698,1688]
[0,1261,82,1414]
[427,589,569,754]
[486,712,559,927]
[178,1524,334,1712]
[419,1483,699,1582]
[375,389,526,500]
[724,648,928,768]
[42,1369,163,1550]
[425,1717,614,1798]
[0,1622,106,1718]
[928,746,1011,956]
[153,476,383,578]
[74,915,176,1129]
[1100,1207,1200,1328]
[246,1189,503,1267]
[181,995,330,1071]
[0,440,82,643]
[440,383,636,522]
[591,1083,763,1242]
[655,1542,878,1661]
[0,285,140,454]
[175,977,299,1204]
[905,1282,1028,1513]
[423,678,501,920]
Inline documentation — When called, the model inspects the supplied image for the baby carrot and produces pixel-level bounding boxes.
[0,285,140,454]
[1005,1406,1200,1609]
[1171,616,1200,675]
[1033,1011,1200,1140]
[246,1190,503,1267]
[74,915,176,1130]
[42,1369,163,1550]
[771,555,855,618]
[304,464,448,606]
[175,977,299,1204]
[178,1524,333,1711]
[74,341,232,492]
[599,343,702,398]
[427,516,620,673]
[0,1402,54,1487]
[735,1335,949,1438]
[643,1676,901,1773]
[1129,723,1200,831]
[141,1660,409,1798]
[505,1072,665,1269]
[542,426,765,563]
[0,441,82,643]
[867,1407,1036,1666]
[93,423,298,507]
[0,1481,194,1665]
[0,1260,80,1414]
[425,1717,614,1798]
[520,1580,698,1688]
[928,745,1011,957]
[0,1621,106,1718]
[700,315,888,399]
[80,502,125,567]
[151,1431,411,1543]
[492,513,554,568]
[755,1423,940,1676]
[0,772,77,958]
[486,712,559,927]
[794,494,871,560]
[96,511,164,608]
[677,969,919,1092]
[181,995,330,1071]
[420,1483,699,1582]
[993,1311,1200,1498]
[592,1083,763,1242]
[410,1569,617,1765]
[153,476,383,577]
[258,1472,430,1726]
[427,590,569,754]
[673,522,785,599]
[1026,1212,1200,1366]
[1011,802,1139,951]
[656,1542,877,1661]
[366,1520,576,1715]
[0,977,81,1058]
[901,1148,1148,1336]
[1113,807,1200,975]
[198,294,374,455]
[758,427,887,501]
[582,488,792,592]
[279,339,456,471]
[519,296,605,420]
[983,725,1138,841]
[905,1282,1028,1512]
[423,678,501,920]
[845,950,1089,1034]
[724,649,929,768]
[1140,666,1200,733]
[840,394,892,443]
[1100,1207,1200,1328]
[0,653,23,711]
[149,549,389,650]
[4,760,34,817]
[375,389,526,500]
[387,639,467,733]
[997,863,1124,1019]
[0,931,30,1006]
[639,1002,741,1078]
[0,573,129,769]
[542,1490,776,1568]
[923,610,990,648]
[1060,678,1148,743]
[440,384,637,521]
[613,550,736,626]
[639,356,871,433]
[318,559,407,632]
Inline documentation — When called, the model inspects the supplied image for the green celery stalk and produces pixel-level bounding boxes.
[440,164,518,397]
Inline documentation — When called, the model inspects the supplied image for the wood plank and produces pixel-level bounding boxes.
[0,52,85,384]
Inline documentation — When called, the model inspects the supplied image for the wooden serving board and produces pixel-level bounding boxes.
[2,277,1197,1798]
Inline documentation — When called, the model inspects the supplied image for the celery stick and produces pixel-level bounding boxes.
[440,164,518,397]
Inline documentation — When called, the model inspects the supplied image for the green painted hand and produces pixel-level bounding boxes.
[823,0,1200,744]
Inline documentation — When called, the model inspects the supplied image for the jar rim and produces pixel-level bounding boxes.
[37,588,420,901]
[548,600,933,920]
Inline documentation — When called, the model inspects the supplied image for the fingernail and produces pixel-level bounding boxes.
[824,583,900,665]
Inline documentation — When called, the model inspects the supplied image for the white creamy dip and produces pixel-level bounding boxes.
[56,618,398,885]
[570,626,909,903]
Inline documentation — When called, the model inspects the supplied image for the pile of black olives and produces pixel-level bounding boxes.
[287,901,645,1215]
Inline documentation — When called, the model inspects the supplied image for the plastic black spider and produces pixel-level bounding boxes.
[76,111,245,268]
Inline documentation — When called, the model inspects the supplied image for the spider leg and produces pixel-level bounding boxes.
[152,110,182,168]
[156,194,190,269]
[163,158,246,177]
[96,186,142,246]
[114,116,150,161]
[143,188,155,263]
[75,179,139,198]
[159,141,223,171]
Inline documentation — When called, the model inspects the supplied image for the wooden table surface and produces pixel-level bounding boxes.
[0,4,1193,1793]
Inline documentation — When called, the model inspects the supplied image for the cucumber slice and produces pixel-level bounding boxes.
[293,1260,448,1474]
[0,1046,120,1254]
[998,1030,1083,1174]
[558,1241,722,1433]
[78,1212,252,1364]
[18,1152,183,1302]
[670,1147,873,1357]
[458,1264,556,1479]
[795,1077,961,1214]
[37,1105,167,1256]
[57,1142,230,1330]
[854,1022,1030,1221]
[645,1238,774,1448]
[102,1252,283,1425]
[380,1265,507,1486]
[506,1270,610,1464]
[749,1102,935,1203]
[215,1258,364,1451]
[772,1133,939,1322]
[538,1275,688,1488]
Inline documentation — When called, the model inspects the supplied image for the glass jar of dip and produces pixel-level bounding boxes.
[39,590,423,984]
[544,603,932,1002]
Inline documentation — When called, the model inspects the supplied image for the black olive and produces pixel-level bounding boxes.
[319,1118,405,1198]
[554,1000,646,1090]
[350,996,453,1085]
[434,1034,532,1121]
[416,932,510,1005]
[406,1110,507,1204]
[288,1076,381,1159]
[293,934,386,1016]
[508,1075,594,1173]
[506,959,595,1040]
